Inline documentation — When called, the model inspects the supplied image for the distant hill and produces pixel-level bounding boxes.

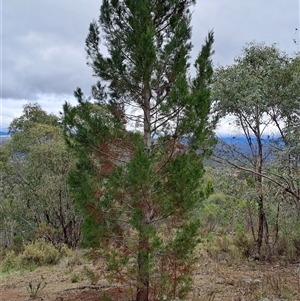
[215,135,279,161]
[0,131,9,136]
[0,131,11,145]
[218,136,253,154]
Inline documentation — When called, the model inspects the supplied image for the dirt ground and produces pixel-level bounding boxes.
[1,251,300,301]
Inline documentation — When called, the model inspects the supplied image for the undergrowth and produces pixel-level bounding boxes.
[0,239,72,273]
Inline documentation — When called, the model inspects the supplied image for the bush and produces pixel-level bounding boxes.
[0,240,73,272]
[274,234,297,262]
[71,273,79,283]
[59,243,73,258]
[12,235,24,254]
[233,231,254,258]
[83,265,100,285]
[19,239,60,266]
[1,250,19,273]
[204,234,238,263]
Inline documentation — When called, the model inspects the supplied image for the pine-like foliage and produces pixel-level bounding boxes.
[62,1,214,300]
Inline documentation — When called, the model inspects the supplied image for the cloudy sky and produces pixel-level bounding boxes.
[1,0,299,133]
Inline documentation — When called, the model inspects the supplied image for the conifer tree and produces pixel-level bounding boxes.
[62,1,214,300]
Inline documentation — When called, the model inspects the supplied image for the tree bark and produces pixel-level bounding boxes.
[143,90,151,152]
[136,86,151,301]
[136,230,150,301]
[254,132,270,260]
[255,194,264,259]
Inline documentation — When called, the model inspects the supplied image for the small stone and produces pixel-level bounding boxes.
[215,277,225,284]
[241,278,261,287]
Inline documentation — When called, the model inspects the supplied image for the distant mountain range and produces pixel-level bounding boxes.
[0,132,280,153]
[215,135,281,159]
[0,131,9,136]
[0,131,10,145]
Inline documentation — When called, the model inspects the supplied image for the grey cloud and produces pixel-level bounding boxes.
[192,0,298,67]
[3,31,93,99]
[2,0,299,130]
[3,0,100,100]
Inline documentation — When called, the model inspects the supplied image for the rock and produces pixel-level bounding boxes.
[215,277,225,284]
[241,278,261,287]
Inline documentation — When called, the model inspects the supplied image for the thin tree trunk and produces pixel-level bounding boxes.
[136,231,150,301]
[143,91,151,152]
[253,123,271,260]
[135,70,153,301]
[247,200,256,243]
[263,212,271,261]
[136,84,151,301]
[255,194,264,259]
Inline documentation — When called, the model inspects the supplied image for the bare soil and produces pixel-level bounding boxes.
[1,251,300,301]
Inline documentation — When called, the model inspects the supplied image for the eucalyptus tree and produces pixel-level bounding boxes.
[62,1,215,300]
[1,104,81,248]
[212,43,300,259]
[268,56,300,214]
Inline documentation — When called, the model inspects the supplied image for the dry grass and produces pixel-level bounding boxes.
[1,247,300,300]
[192,249,300,300]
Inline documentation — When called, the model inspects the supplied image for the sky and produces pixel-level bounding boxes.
[1,0,299,134]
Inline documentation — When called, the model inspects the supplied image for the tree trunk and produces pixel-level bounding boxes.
[138,84,151,300]
[255,194,264,259]
[255,194,271,260]
[263,213,271,260]
[143,91,151,152]
[254,132,270,260]
[136,84,151,301]
[136,232,150,301]
[254,128,263,259]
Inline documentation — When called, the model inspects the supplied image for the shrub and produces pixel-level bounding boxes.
[59,243,73,258]
[1,240,70,272]
[19,239,60,266]
[83,265,100,285]
[233,231,254,258]
[71,273,79,283]
[1,250,19,273]
[274,234,297,262]
[12,235,24,254]
[59,249,82,268]
[204,234,238,264]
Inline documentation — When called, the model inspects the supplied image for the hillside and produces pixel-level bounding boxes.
[1,249,299,301]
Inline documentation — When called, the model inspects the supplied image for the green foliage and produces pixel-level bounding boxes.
[204,177,214,198]
[70,273,80,283]
[11,235,24,254]
[233,230,255,258]
[9,103,58,134]
[83,265,100,285]
[275,234,297,262]
[1,250,18,273]
[213,42,293,120]
[59,243,73,258]
[198,167,253,235]
[271,220,300,262]
[204,234,238,263]
[200,192,229,232]
[20,239,60,266]
[99,293,113,301]
[62,1,215,300]
[204,161,300,263]
[1,103,82,248]
[212,43,300,259]
[0,239,72,273]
